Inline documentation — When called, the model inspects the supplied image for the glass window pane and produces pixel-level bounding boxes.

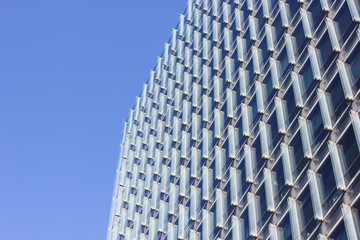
[339,125,360,179]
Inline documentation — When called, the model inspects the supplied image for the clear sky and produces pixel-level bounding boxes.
[0,1,186,239]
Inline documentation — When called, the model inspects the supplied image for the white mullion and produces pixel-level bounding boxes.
[264,169,277,212]
[215,146,226,180]
[307,170,325,220]
[308,45,322,80]
[256,81,266,113]
[341,203,360,239]
[326,18,341,52]
[202,210,214,240]
[317,89,333,130]
[285,34,296,64]
[214,76,223,103]
[242,104,251,137]
[214,108,225,139]
[300,9,313,39]
[225,56,235,83]
[223,2,230,24]
[186,24,193,44]
[202,166,213,201]
[224,28,233,51]
[275,97,287,133]
[245,144,256,182]
[213,20,221,42]
[247,192,260,236]
[216,189,227,228]
[270,58,280,89]
[299,116,313,159]
[171,148,180,176]
[337,60,354,100]
[191,147,201,178]
[192,113,201,141]
[291,72,304,107]
[232,216,245,240]
[230,167,242,206]
[226,88,237,118]
[288,197,304,240]
[266,24,275,52]
[281,143,295,186]
[237,36,246,62]
[279,1,290,28]
[350,110,360,151]
[190,185,201,220]
[228,125,240,158]
[347,0,360,22]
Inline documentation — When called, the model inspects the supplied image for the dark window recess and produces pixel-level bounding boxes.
[317,31,337,71]
[339,125,360,180]
[256,184,271,224]
[327,74,348,121]
[259,38,271,64]
[284,86,299,125]
[318,157,341,210]
[256,7,266,31]
[293,22,308,56]
[273,15,286,42]
[249,97,261,127]
[347,44,360,87]
[298,186,317,237]
[290,133,306,177]
[241,207,250,238]
[278,49,292,80]
[308,104,326,151]
[299,60,318,98]
[334,3,356,42]
[308,0,325,28]
[268,113,282,147]
[263,72,276,103]
[278,214,292,240]
[329,221,348,240]
[287,0,301,19]
[252,137,266,173]
[273,159,288,199]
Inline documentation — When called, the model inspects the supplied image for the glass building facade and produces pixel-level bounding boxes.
[108,0,360,239]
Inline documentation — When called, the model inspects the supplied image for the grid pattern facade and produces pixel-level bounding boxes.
[108,0,360,239]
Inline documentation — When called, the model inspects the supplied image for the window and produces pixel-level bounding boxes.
[252,137,267,174]
[287,0,301,20]
[308,0,325,28]
[259,38,271,64]
[278,49,292,80]
[334,3,355,42]
[298,186,317,237]
[299,60,317,98]
[278,214,292,240]
[317,31,337,71]
[283,86,299,124]
[329,221,347,240]
[339,125,360,180]
[308,104,326,151]
[268,112,282,147]
[317,157,341,210]
[292,21,308,56]
[290,133,306,177]
[273,14,286,42]
[327,74,347,120]
[263,72,276,104]
[347,44,360,86]
[272,159,288,199]
[255,184,271,224]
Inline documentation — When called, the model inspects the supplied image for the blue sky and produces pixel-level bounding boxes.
[0,1,186,239]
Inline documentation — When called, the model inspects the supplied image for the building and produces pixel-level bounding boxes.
[107,0,360,239]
